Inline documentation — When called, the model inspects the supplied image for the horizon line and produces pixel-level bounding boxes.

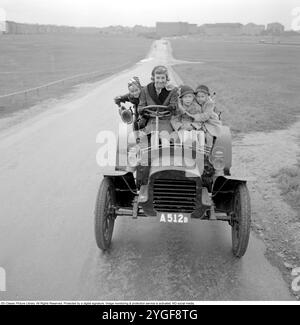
[2,19,289,30]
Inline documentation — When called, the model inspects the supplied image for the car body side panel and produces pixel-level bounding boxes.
[213,125,232,171]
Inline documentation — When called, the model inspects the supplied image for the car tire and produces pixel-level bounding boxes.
[95,177,116,251]
[231,183,251,258]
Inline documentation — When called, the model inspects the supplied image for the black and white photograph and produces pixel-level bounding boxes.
[0,0,299,305]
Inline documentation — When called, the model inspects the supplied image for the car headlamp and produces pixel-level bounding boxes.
[212,150,225,174]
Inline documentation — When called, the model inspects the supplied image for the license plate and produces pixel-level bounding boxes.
[158,213,190,224]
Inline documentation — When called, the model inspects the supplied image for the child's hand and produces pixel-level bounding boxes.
[177,100,185,114]
[114,96,122,106]
[138,106,144,113]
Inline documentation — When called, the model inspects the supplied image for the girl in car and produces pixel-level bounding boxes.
[114,77,147,130]
[194,85,222,153]
[171,84,222,155]
[171,85,205,151]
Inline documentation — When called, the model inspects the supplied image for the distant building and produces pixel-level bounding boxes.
[132,25,155,34]
[5,21,18,34]
[188,24,198,34]
[0,8,6,34]
[100,25,132,35]
[201,23,243,36]
[242,23,265,35]
[266,22,284,35]
[4,21,78,34]
[0,20,6,34]
[156,22,189,37]
[3,21,159,36]
[156,22,198,37]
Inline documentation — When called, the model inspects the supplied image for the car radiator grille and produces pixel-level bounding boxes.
[153,179,197,213]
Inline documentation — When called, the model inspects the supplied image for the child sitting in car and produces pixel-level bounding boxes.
[171,85,222,154]
[171,85,206,151]
[194,85,222,152]
[114,76,147,130]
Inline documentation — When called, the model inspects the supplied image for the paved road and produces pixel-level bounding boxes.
[0,40,293,301]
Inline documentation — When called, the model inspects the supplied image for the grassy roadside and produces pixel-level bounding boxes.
[273,163,300,218]
[170,37,300,134]
[0,34,152,117]
[272,151,300,220]
[171,37,300,289]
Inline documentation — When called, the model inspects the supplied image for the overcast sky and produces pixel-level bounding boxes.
[0,0,299,29]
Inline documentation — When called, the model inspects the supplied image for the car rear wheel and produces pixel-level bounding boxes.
[95,177,116,251]
[231,183,251,258]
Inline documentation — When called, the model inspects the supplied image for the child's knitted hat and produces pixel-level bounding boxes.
[178,85,195,98]
[128,76,142,89]
[195,85,210,96]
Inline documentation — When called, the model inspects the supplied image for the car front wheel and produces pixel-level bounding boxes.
[95,177,116,251]
[231,183,251,258]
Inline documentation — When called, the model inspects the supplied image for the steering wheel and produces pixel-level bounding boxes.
[141,105,172,118]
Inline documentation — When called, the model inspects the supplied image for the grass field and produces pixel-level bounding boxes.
[0,34,152,117]
[171,36,300,133]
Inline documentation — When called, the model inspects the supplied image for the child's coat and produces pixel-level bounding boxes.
[171,98,222,138]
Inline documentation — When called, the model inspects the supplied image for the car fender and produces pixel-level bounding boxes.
[212,175,248,194]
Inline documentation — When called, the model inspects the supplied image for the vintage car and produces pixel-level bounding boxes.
[95,105,251,258]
